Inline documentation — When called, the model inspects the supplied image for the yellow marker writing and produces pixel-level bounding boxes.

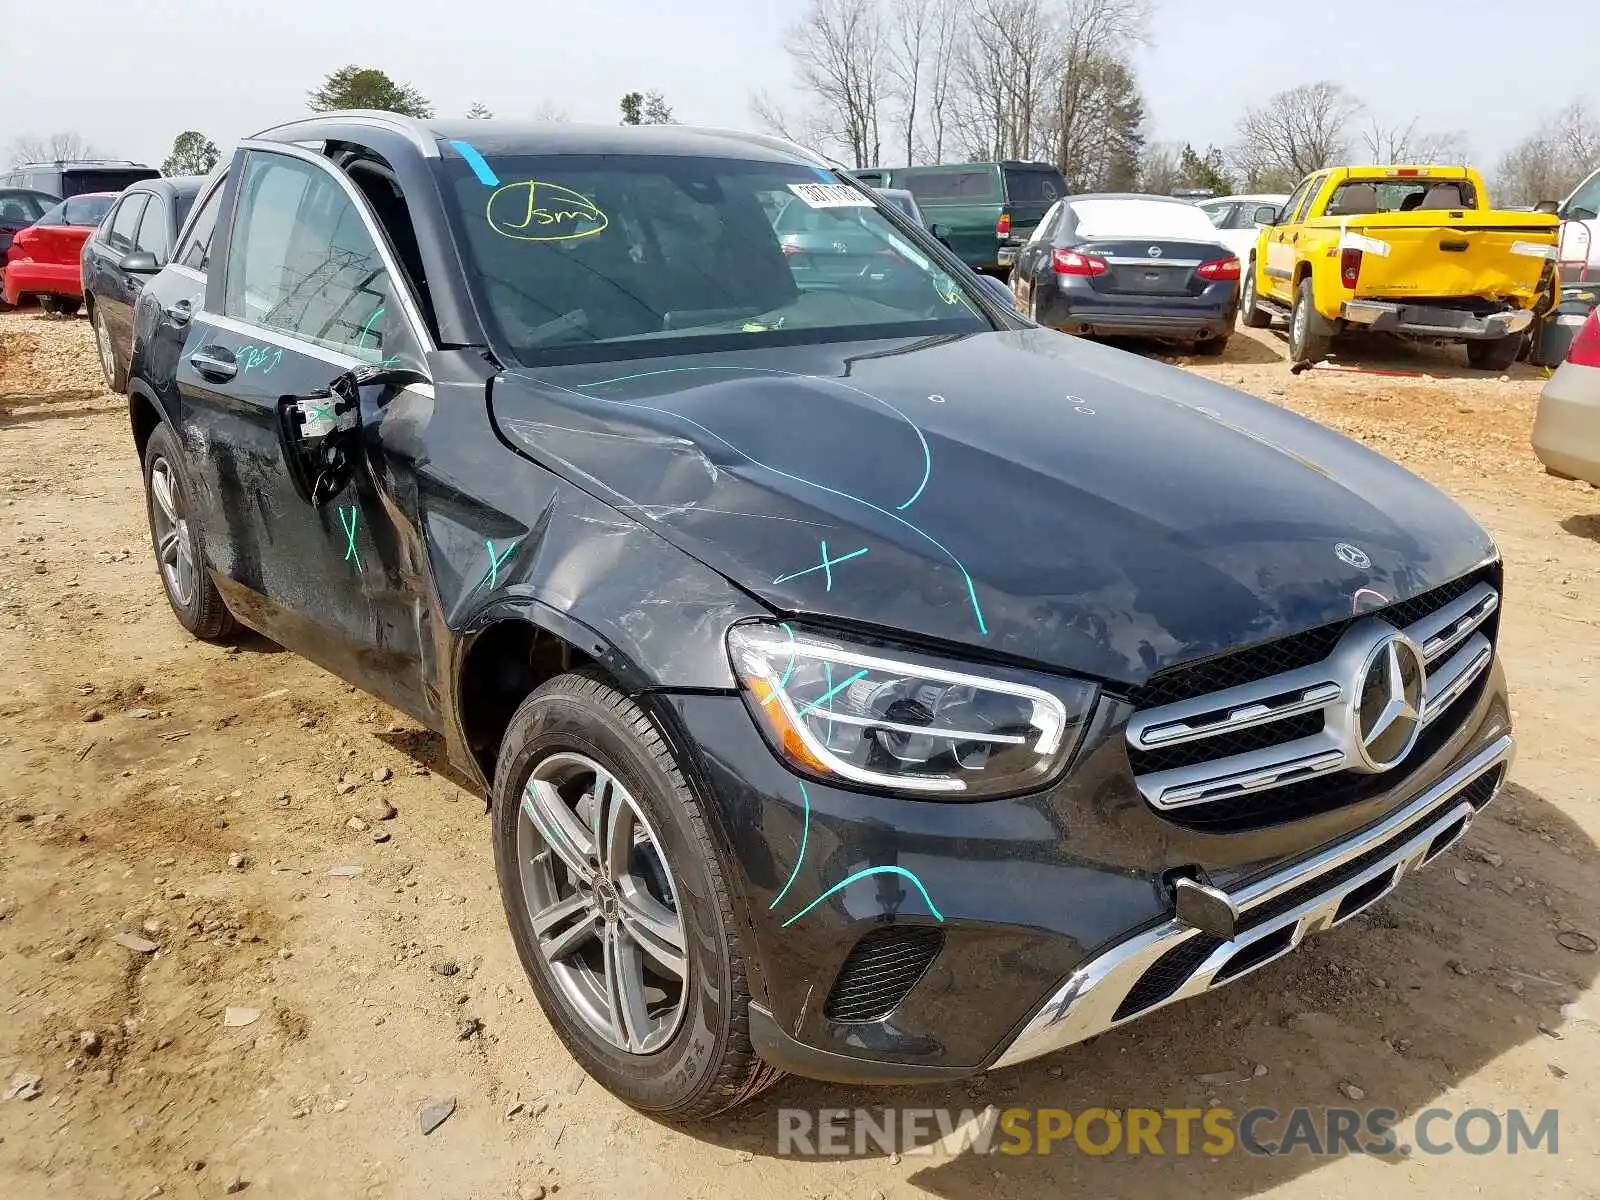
[487,181,609,243]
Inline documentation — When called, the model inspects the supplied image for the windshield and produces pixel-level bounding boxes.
[439,153,990,366]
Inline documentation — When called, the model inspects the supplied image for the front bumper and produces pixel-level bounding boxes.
[660,656,1512,1083]
[1340,299,1534,340]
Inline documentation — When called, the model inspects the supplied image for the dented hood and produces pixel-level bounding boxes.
[489,329,1495,684]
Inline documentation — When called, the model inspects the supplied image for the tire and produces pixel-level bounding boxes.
[1466,334,1521,372]
[492,672,781,1118]
[142,423,235,642]
[1288,278,1332,364]
[1239,259,1272,328]
[1193,334,1230,357]
[92,303,127,393]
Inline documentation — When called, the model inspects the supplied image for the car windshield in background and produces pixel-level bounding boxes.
[440,154,989,365]
[1068,199,1219,240]
[36,194,115,227]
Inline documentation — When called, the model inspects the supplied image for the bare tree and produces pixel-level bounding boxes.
[9,131,105,166]
[778,0,885,167]
[913,0,962,163]
[1139,141,1182,194]
[1046,0,1151,178]
[883,0,932,164]
[1495,98,1600,206]
[531,100,571,123]
[1233,82,1361,188]
[1359,116,1469,165]
[952,0,1058,161]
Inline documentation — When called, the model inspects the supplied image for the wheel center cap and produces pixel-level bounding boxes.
[593,878,620,920]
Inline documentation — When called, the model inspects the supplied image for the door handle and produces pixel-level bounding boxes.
[189,346,237,382]
[166,299,194,326]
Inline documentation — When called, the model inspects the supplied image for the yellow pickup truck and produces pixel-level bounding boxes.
[1240,165,1561,369]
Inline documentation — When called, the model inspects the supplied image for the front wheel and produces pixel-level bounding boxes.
[1466,334,1521,371]
[1239,260,1272,328]
[492,672,781,1118]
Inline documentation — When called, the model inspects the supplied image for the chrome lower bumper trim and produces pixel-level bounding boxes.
[989,733,1513,1071]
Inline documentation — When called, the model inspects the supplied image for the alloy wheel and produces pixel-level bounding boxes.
[148,456,197,609]
[94,311,116,389]
[517,752,688,1055]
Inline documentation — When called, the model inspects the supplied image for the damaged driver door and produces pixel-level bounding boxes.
[178,146,433,721]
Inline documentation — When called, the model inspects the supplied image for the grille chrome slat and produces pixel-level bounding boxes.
[1127,574,1500,819]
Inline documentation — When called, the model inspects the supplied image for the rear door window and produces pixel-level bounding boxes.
[1002,168,1065,204]
[106,195,147,252]
[902,169,1000,203]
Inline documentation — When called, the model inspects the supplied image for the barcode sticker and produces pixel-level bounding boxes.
[787,183,874,209]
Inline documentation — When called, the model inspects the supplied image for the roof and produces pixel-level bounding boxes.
[1206,193,1290,204]
[1063,192,1195,205]
[252,111,835,169]
[123,175,208,199]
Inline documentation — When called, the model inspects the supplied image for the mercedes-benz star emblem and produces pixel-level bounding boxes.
[1148,245,1163,258]
[1335,542,1371,568]
[1350,632,1426,772]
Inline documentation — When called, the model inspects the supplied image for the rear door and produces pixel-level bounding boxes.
[178,146,432,719]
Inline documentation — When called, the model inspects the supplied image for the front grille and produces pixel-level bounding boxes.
[1125,567,1500,832]
[823,925,944,1023]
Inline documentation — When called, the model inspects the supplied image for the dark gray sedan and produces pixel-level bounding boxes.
[1010,193,1241,354]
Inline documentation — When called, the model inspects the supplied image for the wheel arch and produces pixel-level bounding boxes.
[127,378,166,463]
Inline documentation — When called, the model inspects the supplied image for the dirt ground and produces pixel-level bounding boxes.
[1,308,1596,1200]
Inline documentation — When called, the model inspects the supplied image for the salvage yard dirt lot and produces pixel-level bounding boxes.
[1,308,1597,1200]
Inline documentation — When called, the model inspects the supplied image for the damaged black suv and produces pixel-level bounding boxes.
[124,113,1513,1119]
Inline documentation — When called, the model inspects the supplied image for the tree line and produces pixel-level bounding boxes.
[753,0,1598,203]
[7,65,677,179]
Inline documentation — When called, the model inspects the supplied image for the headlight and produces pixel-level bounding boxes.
[727,623,1096,797]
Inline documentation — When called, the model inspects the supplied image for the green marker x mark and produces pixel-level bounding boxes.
[480,538,517,590]
[337,506,363,572]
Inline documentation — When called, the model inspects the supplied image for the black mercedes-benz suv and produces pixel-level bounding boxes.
[123,112,1513,1119]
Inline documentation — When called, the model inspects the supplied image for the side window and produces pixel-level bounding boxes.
[1293,175,1326,222]
[224,152,393,359]
[1278,179,1313,227]
[1566,169,1600,220]
[177,180,225,271]
[106,195,147,252]
[134,197,169,262]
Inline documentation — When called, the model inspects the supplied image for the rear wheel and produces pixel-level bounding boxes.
[92,304,127,393]
[1239,259,1272,328]
[1288,279,1332,364]
[142,424,235,642]
[492,672,781,1118]
[1466,334,1520,372]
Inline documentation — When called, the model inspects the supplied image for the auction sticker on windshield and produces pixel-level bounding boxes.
[788,183,874,208]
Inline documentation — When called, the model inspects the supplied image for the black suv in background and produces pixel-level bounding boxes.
[124,113,1513,1119]
[0,159,160,199]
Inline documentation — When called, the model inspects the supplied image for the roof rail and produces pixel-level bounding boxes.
[249,110,441,157]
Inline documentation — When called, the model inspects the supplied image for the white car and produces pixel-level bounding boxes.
[1195,193,1290,278]
[1557,166,1600,284]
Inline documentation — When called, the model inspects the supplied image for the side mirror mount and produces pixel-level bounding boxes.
[1533,199,1561,215]
[118,250,160,273]
[275,364,427,506]
[929,222,953,248]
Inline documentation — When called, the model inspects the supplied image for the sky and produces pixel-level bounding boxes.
[0,0,1593,175]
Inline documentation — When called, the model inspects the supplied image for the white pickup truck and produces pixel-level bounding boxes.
[1558,166,1600,283]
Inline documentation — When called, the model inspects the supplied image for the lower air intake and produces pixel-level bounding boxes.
[823,926,944,1023]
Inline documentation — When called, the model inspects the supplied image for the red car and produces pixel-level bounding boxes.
[3,192,117,314]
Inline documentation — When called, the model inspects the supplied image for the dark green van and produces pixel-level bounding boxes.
[852,161,1067,274]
